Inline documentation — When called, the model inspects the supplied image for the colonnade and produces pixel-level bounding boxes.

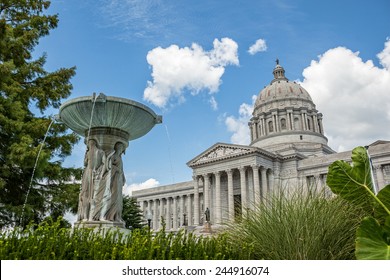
[139,194,192,231]
[138,165,273,231]
[250,110,324,141]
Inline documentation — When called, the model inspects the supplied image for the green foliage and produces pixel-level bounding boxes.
[0,217,252,260]
[226,188,364,260]
[327,146,390,260]
[122,196,145,230]
[0,0,80,228]
[355,216,390,260]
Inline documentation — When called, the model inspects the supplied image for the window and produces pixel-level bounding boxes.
[268,121,274,133]
[280,118,286,130]
[294,117,300,130]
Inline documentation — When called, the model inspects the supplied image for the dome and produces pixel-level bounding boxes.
[255,62,313,108]
[249,60,334,156]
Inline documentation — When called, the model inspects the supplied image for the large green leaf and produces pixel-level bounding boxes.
[355,216,390,260]
[375,185,390,222]
[326,146,376,213]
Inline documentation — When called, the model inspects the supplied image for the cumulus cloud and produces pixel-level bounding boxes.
[143,38,239,108]
[225,95,257,145]
[248,38,267,55]
[377,38,390,69]
[300,39,390,152]
[123,178,160,196]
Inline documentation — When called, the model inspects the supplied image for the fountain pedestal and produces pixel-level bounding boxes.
[59,93,161,229]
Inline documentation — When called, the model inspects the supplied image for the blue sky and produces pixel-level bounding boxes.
[35,0,390,194]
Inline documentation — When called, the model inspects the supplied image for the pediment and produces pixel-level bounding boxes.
[368,140,390,147]
[187,143,255,167]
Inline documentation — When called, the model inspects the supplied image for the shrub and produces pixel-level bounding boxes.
[226,187,365,260]
[0,217,252,260]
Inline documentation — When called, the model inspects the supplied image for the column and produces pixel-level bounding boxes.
[375,165,385,189]
[180,195,185,227]
[215,171,222,224]
[145,200,152,226]
[291,112,296,130]
[204,174,210,211]
[159,198,164,230]
[313,114,319,133]
[173,196,178,230]
[275,112,280,132]
[165,197,171,230]
[287,110,294,130]
[301,111,306,130]
[193,176,200,225]
[227,169,234,221]
[269,170,274,194]
[153,199,158,230]
[304,112,308,130]
[286,111,291,131]
[139,200,144,215]
[271,113,276,132]
[261,167,268,201]
[147,200,152,222]
[252,165,260,205]
[239,167,247,216]
[188,194,193,226]
[260,117,265,136]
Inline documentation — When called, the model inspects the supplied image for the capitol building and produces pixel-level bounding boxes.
[133,61,390,231]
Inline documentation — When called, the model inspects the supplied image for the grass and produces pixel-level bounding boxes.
[225,187,365,260]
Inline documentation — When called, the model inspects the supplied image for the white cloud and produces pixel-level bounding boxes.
[377,38,390,69]
[248,38,267,55]
[300,39,390,152]
[225,95,257,145]
[123,178,160,196]
[143,38,239,108]
[209,96,218,111]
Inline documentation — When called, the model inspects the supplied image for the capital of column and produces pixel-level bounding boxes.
[239,166,246,173]
[251,164,260,171]
[374,164,383,171]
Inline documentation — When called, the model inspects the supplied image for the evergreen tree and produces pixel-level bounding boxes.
[122,196,145,230]
[0,0,80,228]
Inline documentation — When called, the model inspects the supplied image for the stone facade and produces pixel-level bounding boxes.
[132,62,390,231]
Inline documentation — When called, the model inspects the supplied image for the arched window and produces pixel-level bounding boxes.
[268,120,274,133]
[294,117,300,130]
[280,118,287,130]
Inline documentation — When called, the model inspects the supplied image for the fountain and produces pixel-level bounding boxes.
[58,93,162,229]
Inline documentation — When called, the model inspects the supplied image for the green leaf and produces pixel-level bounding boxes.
[355,216,390,260]
[375,185,390,222]
[326,146,376,213]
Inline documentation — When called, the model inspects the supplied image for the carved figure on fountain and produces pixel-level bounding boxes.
[78,139,105,221]
[93,142,126,223]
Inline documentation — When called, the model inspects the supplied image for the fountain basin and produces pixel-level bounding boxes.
[58,93,162,140]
